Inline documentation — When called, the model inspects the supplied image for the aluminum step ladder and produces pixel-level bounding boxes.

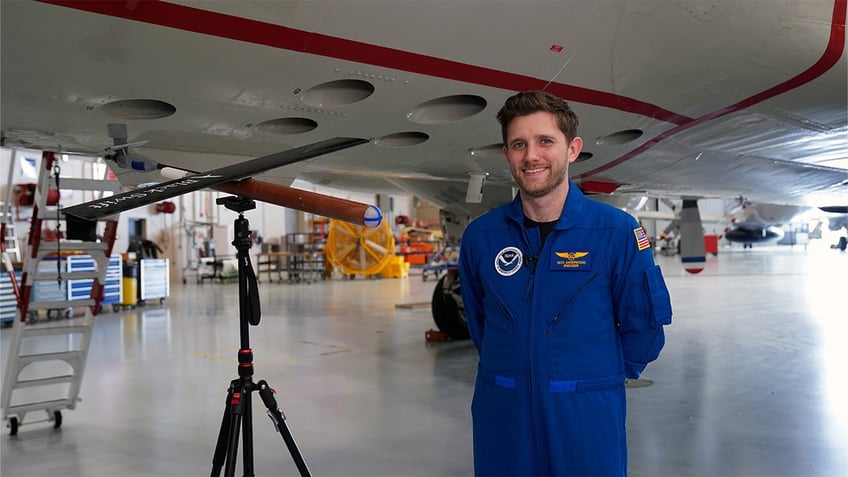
[1,154,23,326]
[2,148,24,265]
[1,151,122,436]
[2,207,22,325]
[1,208,21,264]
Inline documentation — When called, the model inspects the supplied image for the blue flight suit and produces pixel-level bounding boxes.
[459,183,672,476]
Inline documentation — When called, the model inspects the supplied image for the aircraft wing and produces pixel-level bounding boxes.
[60,137,367,221]
[2,0,846,217]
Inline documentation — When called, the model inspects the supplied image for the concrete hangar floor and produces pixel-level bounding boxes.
[1,244,846,477]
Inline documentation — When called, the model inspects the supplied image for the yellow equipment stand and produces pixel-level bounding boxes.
[324,218,398,278]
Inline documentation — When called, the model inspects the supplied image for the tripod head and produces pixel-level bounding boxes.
[217,196,261,327]
[217,196,257,255]
[217,196,256,214]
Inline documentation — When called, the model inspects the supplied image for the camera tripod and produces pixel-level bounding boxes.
[211,196,311,477]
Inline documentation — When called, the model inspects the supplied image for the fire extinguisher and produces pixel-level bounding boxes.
[155,201,176,214]
[14,183,59,206]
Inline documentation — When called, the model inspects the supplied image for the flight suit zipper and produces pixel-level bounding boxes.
[523,227,546,474]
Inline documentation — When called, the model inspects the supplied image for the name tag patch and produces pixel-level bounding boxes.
[551,251,591,271]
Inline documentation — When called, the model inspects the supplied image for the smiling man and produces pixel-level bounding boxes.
[458,90,673,476]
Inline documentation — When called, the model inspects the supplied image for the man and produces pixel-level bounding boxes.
[458,90,672,476]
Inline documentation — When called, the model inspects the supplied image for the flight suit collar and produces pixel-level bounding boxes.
[507,180,588,231]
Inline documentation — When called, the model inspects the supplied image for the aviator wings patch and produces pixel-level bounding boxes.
[552,251,591,270]
[555,251,589,260]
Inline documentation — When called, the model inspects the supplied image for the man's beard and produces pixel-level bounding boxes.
[516,167,568,198]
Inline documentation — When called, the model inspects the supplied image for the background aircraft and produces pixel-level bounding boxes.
[2,0,846,338]
[722,202,806,246]
[643,200,811,249]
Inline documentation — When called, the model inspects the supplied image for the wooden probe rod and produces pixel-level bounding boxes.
[160,167,382,227]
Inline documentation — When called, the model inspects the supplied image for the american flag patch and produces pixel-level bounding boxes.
[633,227,651,251]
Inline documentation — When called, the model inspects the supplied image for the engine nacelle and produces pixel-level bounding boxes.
[724,225,784,244]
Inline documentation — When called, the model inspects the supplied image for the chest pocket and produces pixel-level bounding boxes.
[549,271,601,322]
[546,270,622,378]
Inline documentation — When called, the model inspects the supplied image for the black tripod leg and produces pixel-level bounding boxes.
[257,380,312,477]
[224,384,247,477]
[211,380,237,477]
[242,391,254,477]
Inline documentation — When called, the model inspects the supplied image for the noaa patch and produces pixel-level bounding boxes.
[494,246,523,277]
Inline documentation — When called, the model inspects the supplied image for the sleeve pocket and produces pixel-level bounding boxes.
[645,265,672,326]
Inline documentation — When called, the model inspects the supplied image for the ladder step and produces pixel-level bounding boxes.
[13,375,76,389]
[37,242,108,254]
[6,398,76,416]
[22,324,90,337]
[36,210,119,222]
[18,351,84,367]
[28,299,95,309]
[33,270,103,281]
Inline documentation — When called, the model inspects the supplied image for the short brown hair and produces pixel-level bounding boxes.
[496,91,579,144]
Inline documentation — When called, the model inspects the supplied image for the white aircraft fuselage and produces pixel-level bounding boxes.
[2,0,845,215]
[2,0,846,335]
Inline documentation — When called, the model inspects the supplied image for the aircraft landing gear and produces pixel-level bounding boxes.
[431,272,470,340]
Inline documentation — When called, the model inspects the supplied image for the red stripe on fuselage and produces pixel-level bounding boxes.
[38,0,847,178]
[577,0,847,178]
[38,0,691,127]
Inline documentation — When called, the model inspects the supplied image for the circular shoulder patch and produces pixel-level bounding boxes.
[494,246,523,277]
